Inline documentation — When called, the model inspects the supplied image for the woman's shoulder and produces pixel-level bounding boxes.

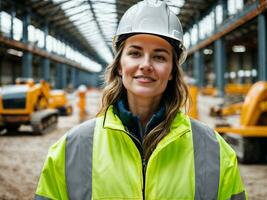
[189,118,216,138]
[66,117,99,139]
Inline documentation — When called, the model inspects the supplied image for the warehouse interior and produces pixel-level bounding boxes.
[0,0,267,199]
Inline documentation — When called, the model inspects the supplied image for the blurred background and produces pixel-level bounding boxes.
[0,0,267,199]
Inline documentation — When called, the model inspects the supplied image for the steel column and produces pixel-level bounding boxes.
[55,63,67,89]
[222,0,228,20]
[22,11,32,77]
[56,63,62,89]
[238,54,244,83]
[42,59,50,81]
[192,18,204,87]
[193,51,204,87]
[214,39,226,96]
[258,13,267,81]
[41,21,50,81]
[71,67,77,88]
[22,11,29,43]
[61,64,67,89]
[22,52,32,77]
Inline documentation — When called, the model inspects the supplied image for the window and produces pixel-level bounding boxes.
[228,0,244,15]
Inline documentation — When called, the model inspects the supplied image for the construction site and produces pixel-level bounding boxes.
[0,0,267,199]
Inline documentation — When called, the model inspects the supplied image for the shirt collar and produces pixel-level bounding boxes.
[113,97,166,142]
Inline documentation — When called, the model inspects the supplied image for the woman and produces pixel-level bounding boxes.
[35,1,247,199]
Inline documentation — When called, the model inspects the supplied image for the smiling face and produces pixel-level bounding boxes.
[119,34,173,103]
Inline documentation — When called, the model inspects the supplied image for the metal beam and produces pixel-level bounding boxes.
[87,0,113,55]
[258,13,267,81]
[0,35,89,72]
[214,39,226,97]
[188,1,267,55]
[22,10,32,78]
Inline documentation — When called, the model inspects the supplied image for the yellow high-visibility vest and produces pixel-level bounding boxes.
[35,106,247,200]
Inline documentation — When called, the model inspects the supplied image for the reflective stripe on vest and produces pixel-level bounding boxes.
[34,195,50,200]
[190,119,220,200]
[65,118,221,199]
[66,118,96,200]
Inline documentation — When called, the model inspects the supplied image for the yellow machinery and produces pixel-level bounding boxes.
[224,83,252,95]
[209,83,252,117]
[0,79,58,134]
[210,102,243,117]
[201,86,217,96]
[77,85,87,122]
[49,90,73,116]
[201,83,252,96]
[188,85,198,119]
[215,81,267,163]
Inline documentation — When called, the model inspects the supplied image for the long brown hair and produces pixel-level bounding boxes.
[98,37,189,161]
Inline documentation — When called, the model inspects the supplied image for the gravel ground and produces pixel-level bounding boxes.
[0,119,71,200]
[0,92,266,199]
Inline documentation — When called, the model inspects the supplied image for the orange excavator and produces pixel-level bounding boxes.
[0,79,58,134]
[49,90,73,116]
[215,81,267,163]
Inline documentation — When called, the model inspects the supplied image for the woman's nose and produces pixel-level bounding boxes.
[140,56,152,71]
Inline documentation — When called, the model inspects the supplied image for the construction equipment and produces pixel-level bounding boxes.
[201,86,217,96]
[215,81,267,163]
[49,90,73,116]
[0,79,58,134]
[209,83,252,117]
[188,85,199,119]
[224,83,252,95]
[201,83,252,96]
[210,101,243,117]
[77,85,87,122]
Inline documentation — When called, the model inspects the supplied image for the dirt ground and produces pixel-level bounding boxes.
[0,93,267,199]
[0,118,72,200]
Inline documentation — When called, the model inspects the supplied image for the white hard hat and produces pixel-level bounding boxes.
[113,0,187,64]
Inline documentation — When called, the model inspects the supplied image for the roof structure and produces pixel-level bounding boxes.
[2,0,214,69]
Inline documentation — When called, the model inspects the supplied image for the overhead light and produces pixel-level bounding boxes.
[244,70,251,77]
[7,49,23,57]
[238,70,245,77]
[232,45,246,53]
[203,49,213,55]
[251,69,257,77]
[229,71,236,79]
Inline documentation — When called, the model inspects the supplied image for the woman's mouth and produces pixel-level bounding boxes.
[134,75,156,83]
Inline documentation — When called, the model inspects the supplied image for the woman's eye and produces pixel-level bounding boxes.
[154,55,166,62]
[127,51,141,57]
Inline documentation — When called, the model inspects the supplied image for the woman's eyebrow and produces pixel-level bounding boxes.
[154,48,171,55]
[127,45,142,50]
[127,45,170,55]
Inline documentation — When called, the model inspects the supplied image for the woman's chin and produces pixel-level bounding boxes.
[129,89,162,99]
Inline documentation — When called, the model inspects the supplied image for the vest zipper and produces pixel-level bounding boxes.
[107,126,191,199]
[142,157,146,200]
[107,127,145,198]
[137,120,146,200]
[125,130,146,199]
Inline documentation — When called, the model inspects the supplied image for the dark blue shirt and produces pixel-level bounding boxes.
[113,98,165,146]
